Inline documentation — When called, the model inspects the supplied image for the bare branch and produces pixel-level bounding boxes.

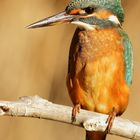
[0,96,139,140]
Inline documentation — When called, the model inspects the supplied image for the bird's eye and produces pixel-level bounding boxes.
[84,7,95,14]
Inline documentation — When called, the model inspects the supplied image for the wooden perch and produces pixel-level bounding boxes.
[0,96,139,139]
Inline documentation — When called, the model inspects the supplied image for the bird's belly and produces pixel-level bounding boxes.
[67,52,130,115]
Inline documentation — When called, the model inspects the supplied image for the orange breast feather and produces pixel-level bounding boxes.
[67,28,130,115]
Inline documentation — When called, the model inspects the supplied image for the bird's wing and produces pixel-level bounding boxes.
[119,28,133,85]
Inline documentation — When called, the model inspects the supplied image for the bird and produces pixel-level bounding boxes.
[27,0,133,139]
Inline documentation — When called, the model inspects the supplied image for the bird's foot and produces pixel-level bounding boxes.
[71,103,81,122]
[105,107,117,133]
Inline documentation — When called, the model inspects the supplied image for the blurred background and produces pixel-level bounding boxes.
[0,0,139,140]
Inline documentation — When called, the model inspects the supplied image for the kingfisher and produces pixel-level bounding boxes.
[27,0,133,139]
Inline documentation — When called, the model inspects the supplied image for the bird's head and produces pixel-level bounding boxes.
[27,0,124,30]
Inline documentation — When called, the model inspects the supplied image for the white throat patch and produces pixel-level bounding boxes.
[71,21,96,30]
[108,15,121,25]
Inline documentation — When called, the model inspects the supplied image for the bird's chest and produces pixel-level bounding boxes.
[68,28,129,114]
[77,28,122,62]
[70,28,124,75]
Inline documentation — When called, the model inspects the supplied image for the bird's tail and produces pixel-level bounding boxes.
[86,131,107,140]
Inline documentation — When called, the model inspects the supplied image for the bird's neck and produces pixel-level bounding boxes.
[74,27,122,61]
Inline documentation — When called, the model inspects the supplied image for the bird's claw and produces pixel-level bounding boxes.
[71,104,81,122]
[105,107,117,133]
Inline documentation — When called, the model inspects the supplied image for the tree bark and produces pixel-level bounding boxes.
[0,96,139,140]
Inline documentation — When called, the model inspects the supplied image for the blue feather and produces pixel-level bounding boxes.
[119,29,133,85]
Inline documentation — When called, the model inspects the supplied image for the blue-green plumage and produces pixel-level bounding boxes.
[119,29,133,85]
[66,0,124,23]
[79,17,119,28]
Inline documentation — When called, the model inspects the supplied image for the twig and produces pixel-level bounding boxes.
[0,96,139,139]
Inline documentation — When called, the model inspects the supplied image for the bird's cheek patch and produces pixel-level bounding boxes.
[92,10,113,19]
[69,9,82,15]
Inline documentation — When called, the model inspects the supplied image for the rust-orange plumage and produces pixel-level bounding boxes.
[67,28,129,115]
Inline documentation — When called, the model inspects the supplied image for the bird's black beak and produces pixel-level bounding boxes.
[27,11,74,29]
